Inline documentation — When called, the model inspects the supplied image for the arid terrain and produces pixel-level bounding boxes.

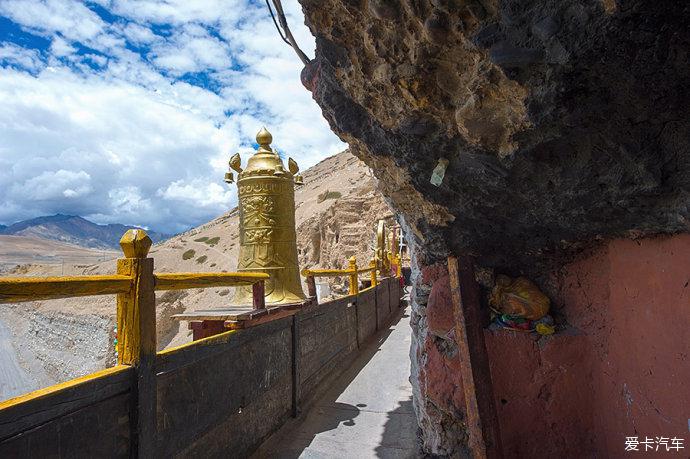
[0,151,392,401]
[0,236,117,275]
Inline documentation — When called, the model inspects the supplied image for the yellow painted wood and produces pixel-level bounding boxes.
[157,329,238,356]
[117,228,158,457]
[0,275,132,303]
[154,272,269,291]
[119,228,152,258]
[348,256,359,295]
[369,259,378,287]
[172,309,252,321]
[0,365,131,411]
[116,258,156,366]
[300,267,358,277]
[302,266,375,277]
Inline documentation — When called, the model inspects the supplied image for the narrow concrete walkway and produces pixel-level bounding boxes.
[256,305,418,459]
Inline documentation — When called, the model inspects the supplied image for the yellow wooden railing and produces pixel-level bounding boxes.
[302,255,380,297]
[300,220,405,298]
[0,228,268,454]
[0,273,268,303]
[0,222,407,456]
[0,229,268,364]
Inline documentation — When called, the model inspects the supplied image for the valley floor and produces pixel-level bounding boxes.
[0,318,37,401]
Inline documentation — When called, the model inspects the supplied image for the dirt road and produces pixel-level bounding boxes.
[0,318,36,401]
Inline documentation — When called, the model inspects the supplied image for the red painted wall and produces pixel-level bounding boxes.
[418,234,689,457]
[552,234,690,455]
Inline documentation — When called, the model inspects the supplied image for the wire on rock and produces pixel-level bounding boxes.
[265,0,312,66]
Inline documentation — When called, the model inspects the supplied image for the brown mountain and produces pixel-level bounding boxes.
[1,214,170,249]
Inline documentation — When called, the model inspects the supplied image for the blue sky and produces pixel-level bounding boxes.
[0,0,345,234]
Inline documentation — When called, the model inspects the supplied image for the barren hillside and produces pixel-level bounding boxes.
[0,236,117,275]
[0,150,393,400]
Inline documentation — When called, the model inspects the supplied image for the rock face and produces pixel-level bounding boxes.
[300,0,689,271]
[298,1,689,456]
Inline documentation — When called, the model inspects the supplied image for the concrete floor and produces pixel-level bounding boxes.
[256,305,418,459]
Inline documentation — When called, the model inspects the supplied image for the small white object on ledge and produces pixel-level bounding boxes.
[430,158,449,186]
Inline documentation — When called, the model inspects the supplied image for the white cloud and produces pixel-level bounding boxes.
[16,169,91,200]
[0,43,44,72]
[151,30,231,75]
[49,36,76,57]
[0,0,106,43]
[158,180,233,207]
[118,22,159,45]
[97,0,248,26]
[0,0,346,234]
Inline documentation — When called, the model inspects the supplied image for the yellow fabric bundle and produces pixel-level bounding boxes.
[490,275,550,320]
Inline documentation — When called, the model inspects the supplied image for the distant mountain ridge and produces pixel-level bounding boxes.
[0,214,170,249]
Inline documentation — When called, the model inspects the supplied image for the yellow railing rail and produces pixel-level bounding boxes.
[300,268,355,277]
[301,255,381,297]
[0,272,269,304]
[154,272,269,291]
[300,220,406,298]
[0,275,133,303]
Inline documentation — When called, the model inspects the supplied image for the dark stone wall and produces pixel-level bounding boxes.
[154,278,402,457]
[0,366,134,458]
[156,318,294,458]
[299,0,690,274]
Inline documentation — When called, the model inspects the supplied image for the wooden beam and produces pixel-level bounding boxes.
[301,267,375,277]
[154,272,268,291]
[0,275,132,303]
[188,320,227,341]
[448,255,503,459]
[224,308,298,330]
[369,259,378,287]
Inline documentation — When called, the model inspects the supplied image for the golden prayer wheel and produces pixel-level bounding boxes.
[224,127,306,306]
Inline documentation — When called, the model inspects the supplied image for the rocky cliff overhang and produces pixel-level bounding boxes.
[299,0,690,273]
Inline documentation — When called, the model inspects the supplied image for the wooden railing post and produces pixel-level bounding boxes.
[252,280,266,310]
[117,229,156,458]
[369,259,378,287]
[306,275,317,300]
[348,256,359,295]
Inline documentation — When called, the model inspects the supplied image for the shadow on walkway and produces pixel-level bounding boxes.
[254,306,417,458]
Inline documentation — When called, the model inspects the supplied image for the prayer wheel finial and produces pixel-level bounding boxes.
[256,126,273,149]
